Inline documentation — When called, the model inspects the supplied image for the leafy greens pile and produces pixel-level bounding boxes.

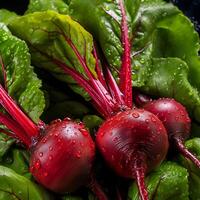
[0,0,200,199]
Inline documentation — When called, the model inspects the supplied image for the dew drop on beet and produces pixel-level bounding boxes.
[35,160,41,170]
[44,172,48,177]
[132,112,140,118]
[39,152,43,157]
[50,119,62,125]
[80,142,84,147]
[79,128,88,137]
[76,151,81,159]
[49,146,53,151]
[111,155,115,161]
[64,117,71,121]
[72,140,76,145]
[49,155,53,160]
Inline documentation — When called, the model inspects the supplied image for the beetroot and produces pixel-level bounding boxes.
[135,93,200,168]
[0,84,108,200]
[30,119,95,193]
[96,109,168,200]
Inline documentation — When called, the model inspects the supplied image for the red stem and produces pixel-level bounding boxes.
[88,175,109,200]
[135,169,149,200]
[52,58,113,118]
[118,0,132,108]
[132,155,149,200]
[0,112,31,147]
[0,85,39,138]
[174,137,200,169]
[104,66,125,106]
[93,47,107,89]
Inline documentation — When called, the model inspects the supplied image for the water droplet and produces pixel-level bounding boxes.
[64,117,71,121]
[145,119,149,124]
[80,142,84,147]
[101,147,106,153]
[42,138,47,143]
[175,116,179,121]
[79,128,88,137]
[35,160,41,170]
[76,151,81,158]
[111,155,115,161]
[49,146,53,151]
[57,138,61,143]
[39,152,43,157]
[72,140,76,144]
[55,133,58,137]
[132,112,140,118]
[49,155,53,160]
[50,119,61,125]
[44,172,48,177]
[100,132,105,137]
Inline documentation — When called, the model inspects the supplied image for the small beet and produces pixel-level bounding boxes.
[142,98,200,168]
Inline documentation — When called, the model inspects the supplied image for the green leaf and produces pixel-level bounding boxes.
[150,13,200,91]
[0,135,14,160]
[26,0,69,14]
[82,115,103,134]
[0,9,18,25]
[178,138,200,200]
[0,165,51,200]
[138,57,200,122]
[69,0,179,70]
[62,195,83,200]
[0,28,45,123]
[8,11,96,100]
[128,161,189,200]
[1,149,31,179]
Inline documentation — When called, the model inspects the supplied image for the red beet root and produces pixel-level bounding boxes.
[96,109,168,200]
[136,95,200,168]
[0,84,108,200]
[30,119,95,193]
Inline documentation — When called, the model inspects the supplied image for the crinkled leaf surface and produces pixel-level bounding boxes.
[0,9,18,25]
[139,57,200,122]
[1,148,31,179]
[0,28,45,122]
[69,0,140,69]
[178,138,200,200]
[0,28,45,158]
[26,0,69,14]
[8,11,96,100]
[0,135,14,160]
[0,165,51,200]
[128,161,189,200]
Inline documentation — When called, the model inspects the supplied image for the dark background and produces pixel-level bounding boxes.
[0,0,199,33]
